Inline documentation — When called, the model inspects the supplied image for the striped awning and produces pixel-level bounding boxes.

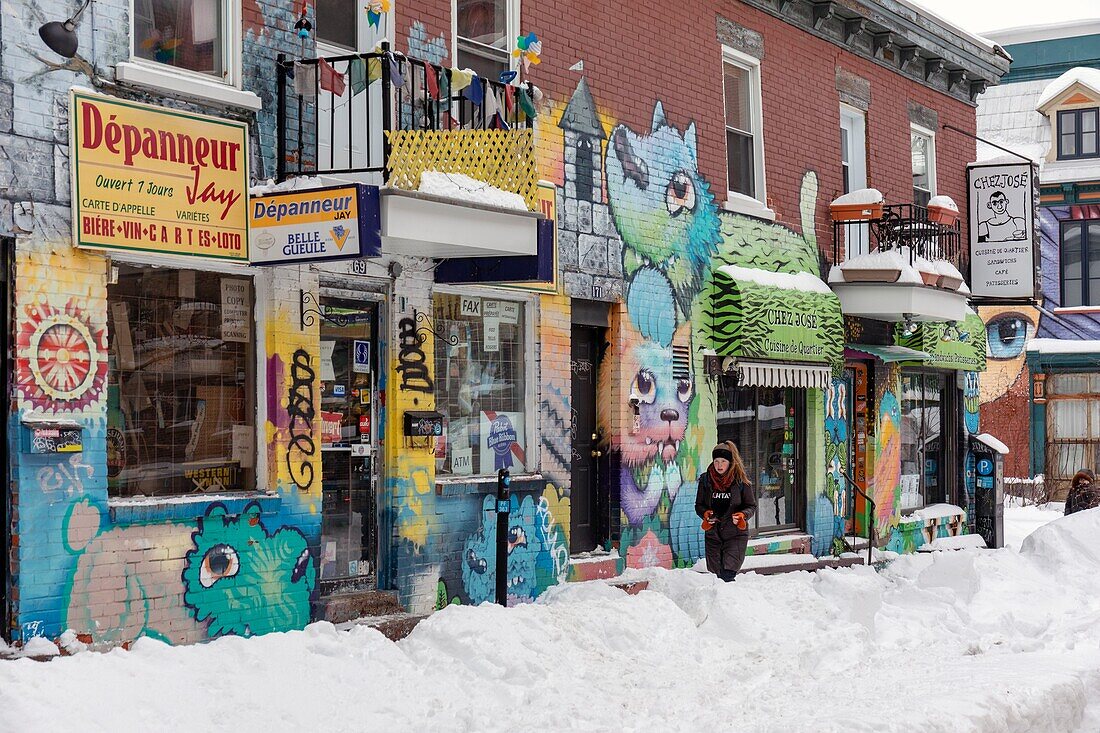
[735,360,834,389]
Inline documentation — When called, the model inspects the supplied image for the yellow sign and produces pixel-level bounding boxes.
[70,90,250,261]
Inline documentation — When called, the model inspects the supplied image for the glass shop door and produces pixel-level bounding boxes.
[319,298,379,587]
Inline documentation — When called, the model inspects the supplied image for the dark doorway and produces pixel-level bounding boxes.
[570,325,602,552]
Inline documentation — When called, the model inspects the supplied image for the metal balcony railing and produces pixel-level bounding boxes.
[832,203,963,271]
[276,42,534,182]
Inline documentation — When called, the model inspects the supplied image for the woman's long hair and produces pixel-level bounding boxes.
[726,441,751,486]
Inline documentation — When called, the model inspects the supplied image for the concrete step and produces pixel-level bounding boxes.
[743,555,866,576]
[338,612,428,641]
[316,589,405,624]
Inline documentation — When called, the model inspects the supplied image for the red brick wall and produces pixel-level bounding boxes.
[403,0,977,252]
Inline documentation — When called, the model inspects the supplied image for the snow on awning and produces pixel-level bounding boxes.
[734,361,833,390]
[974,432,1010,455]
[845,344,931,363]
[704,265,843,367]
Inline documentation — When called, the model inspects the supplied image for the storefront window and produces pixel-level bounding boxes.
[433,293,528,477]
[900,372,945,510]
[107,266,254,497]
[717,382,801,531]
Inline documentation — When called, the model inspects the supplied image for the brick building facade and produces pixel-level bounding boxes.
[1,0,1006,648]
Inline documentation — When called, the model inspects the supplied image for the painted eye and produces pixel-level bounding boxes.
[507,526,528,551]
[666,171,696,217]
[199,544,240,588]
[986,312,1031,359]
[291,549,311,583]
[632,370,657,404]
[677,378,694,404]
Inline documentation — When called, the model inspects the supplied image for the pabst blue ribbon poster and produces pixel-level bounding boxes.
[70,90,249,260]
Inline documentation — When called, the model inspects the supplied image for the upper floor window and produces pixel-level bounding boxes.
[455,0,518,80]
[911,125,936,207]
[1061,219,1100,307]
[1057,108,1100,160]
[722,48,766,207]
[133,0,234,82]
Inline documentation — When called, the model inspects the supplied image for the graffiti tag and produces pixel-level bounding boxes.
[286,348,316,490]
[396,316,433,392]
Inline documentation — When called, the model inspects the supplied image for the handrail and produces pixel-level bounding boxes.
[839,468,875,566]
[275,42,533,183]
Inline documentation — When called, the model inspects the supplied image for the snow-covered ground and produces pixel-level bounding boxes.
[1004,496,1065,552]
[1,506,1094,733]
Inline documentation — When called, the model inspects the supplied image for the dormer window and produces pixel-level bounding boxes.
[1057,108,1099,160]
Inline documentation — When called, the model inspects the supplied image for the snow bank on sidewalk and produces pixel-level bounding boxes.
[4,511,1100,732]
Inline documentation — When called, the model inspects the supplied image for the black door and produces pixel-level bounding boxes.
[570,325,601,552]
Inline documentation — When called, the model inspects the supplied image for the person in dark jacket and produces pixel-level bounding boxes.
[695,440,757,581]
[1065,469,1100,516]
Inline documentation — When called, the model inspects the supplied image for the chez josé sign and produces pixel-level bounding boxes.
[967,161,1038,300]
[70,90,249,261]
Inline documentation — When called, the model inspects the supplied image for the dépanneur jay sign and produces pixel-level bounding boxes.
[249,184,381,266]
[70,90,249,260]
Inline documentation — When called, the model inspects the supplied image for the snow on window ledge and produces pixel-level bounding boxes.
[115,61,262,112]
[722,192,775,221]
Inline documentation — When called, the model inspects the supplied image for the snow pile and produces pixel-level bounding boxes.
[927,195,958,212]
[917,534,987,551]
[249,175,328,197]
[829,249,926,285]
[418,171,529,211]
[6,511,1100,731]
[1027,338,1100,355]
[1004,497,1063,552]
[974,432,1010,455]
[716,264,832,294]
[831,188,883,206]
[934,259,964,279]
[1037,67,1100,111]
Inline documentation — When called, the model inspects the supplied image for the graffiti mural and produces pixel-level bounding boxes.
[821,376,851,554]
[183,503,315,638]
[559,82,834,568]
[461,491,568,605]
[874,386,902,540]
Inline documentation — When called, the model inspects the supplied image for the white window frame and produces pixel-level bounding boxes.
[117,0,261,111]
[721,46,772,220]
[451,0,520,75]
[841,104,869,258]
[432,285,539,480]
[910,123,938,204]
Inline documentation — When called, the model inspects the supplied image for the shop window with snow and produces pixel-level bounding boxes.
[106,265,255,496]
[433,293,530,478]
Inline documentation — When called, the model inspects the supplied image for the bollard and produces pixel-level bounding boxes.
[495,468,511,606]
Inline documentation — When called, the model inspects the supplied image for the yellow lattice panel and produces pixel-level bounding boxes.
[386,129,539,211]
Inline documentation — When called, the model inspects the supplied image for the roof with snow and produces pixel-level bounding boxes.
[1037,67,1100,112]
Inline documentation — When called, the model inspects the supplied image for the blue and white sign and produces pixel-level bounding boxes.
[249,183,381,265]
[353,340,371,373]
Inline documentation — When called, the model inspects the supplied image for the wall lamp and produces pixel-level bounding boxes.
[901,314,919,337]
[39,0,92,59]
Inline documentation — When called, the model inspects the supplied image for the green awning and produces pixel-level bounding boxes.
[704,264,844,367]
[894,311,988,371]
[846,344,931,362]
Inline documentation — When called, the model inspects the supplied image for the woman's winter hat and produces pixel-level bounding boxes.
[712,442,734,462]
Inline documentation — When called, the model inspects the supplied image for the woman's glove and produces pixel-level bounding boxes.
[700,510,717,531]
[731,512,747,531]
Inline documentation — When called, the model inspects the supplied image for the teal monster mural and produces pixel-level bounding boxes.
[606,102,721,320]
[599,98,830,569]
[462,493,568,605]
[182,503,316,638]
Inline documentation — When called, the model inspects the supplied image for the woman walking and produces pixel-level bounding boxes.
[695,441,757,581]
